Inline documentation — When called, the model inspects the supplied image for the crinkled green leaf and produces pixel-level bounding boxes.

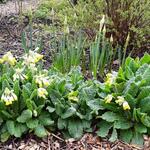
[34,125,47,137]
[97,120,113,137]
[17,109,32,123]
[6,120,15,135]
[101,111,120,122]
[135,123,147,133]
[120,129,133,143]
[26,119,39,129]
[109,128,117,142]
[61,106,76,119]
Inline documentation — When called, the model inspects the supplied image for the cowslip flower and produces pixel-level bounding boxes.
[68,91,79,102]
[35,74,50,88]
[23,50,43,65]
[105,72,117,86]
[13,68,28,81]
[123,101,130,110]
[1,88,17,106]
[0,58,4,64]
[115,96,125,105]
[2,52,16,66]
[105,94,113,103]
[37,88,48,99]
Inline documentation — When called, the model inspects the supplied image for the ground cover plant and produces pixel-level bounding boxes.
[0,48,150,147]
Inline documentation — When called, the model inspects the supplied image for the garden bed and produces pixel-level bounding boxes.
[0,1,150,150]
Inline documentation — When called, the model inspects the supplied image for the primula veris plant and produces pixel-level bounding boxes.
[0,49,150,148]
[97,53,150,147]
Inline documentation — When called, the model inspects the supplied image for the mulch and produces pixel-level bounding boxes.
[0,133,150,150]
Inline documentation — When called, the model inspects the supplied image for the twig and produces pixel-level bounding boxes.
[51,133,65,142]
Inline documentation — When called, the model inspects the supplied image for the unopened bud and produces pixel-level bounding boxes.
[51,8,55,16]
[110,35,113,43]
[99,15,105,32]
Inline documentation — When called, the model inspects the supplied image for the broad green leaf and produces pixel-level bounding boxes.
[0,132,10,142]
[109,128,117,142]
[1,110,12,119]
[135,123,147,133]
[114,120,132,129]
[139,97,150,113]
[101,111,120,122]
[26,119,39,129]
[61,106,76,119]
[120,129,133,143]
[137,86,150,100]
[17,109,32,123]
[96,120,113,137]
[68,119,83,138]
[140,53,150,65]
[131,132,144,148]
[6,120,15,135]
[87,99,104,111]
[46,106,55,113]
[141,115,150,128]
[57,118,67,130]
[34,125,47,137]
[14,123,27,138]
[39,116,54,126]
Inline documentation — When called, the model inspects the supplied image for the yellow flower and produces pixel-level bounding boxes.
[105,72,117,86]
[2,52,16,66]
[37,88,48,99]
[35,74,51,88]
[105,94,113,103]
[0,58,4,64]
[23,50,43,65]
[115,96,125,105]
[13,68,28,81]
[123,101,130,110]
[68,91,79,102]
[1,88,17,106]
[33,53,43,63]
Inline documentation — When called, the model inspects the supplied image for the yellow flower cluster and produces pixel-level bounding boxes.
[23,50,43,66]
[115,96,130,110]
[104,95,130,110]
[68,91,79,102]
[0,52,16,66]
[37,88,48,99]
[13,68,28,81]
[105,94,113,103]
[1,88,17,106]
[105,72,117,86]
[35,74,51,88]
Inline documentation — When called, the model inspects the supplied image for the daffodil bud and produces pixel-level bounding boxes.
[99,15,105,32]
[110,35,113,43]
[51,8,55,16]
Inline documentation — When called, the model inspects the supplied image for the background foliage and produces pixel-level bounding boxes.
[35,0,150,55]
